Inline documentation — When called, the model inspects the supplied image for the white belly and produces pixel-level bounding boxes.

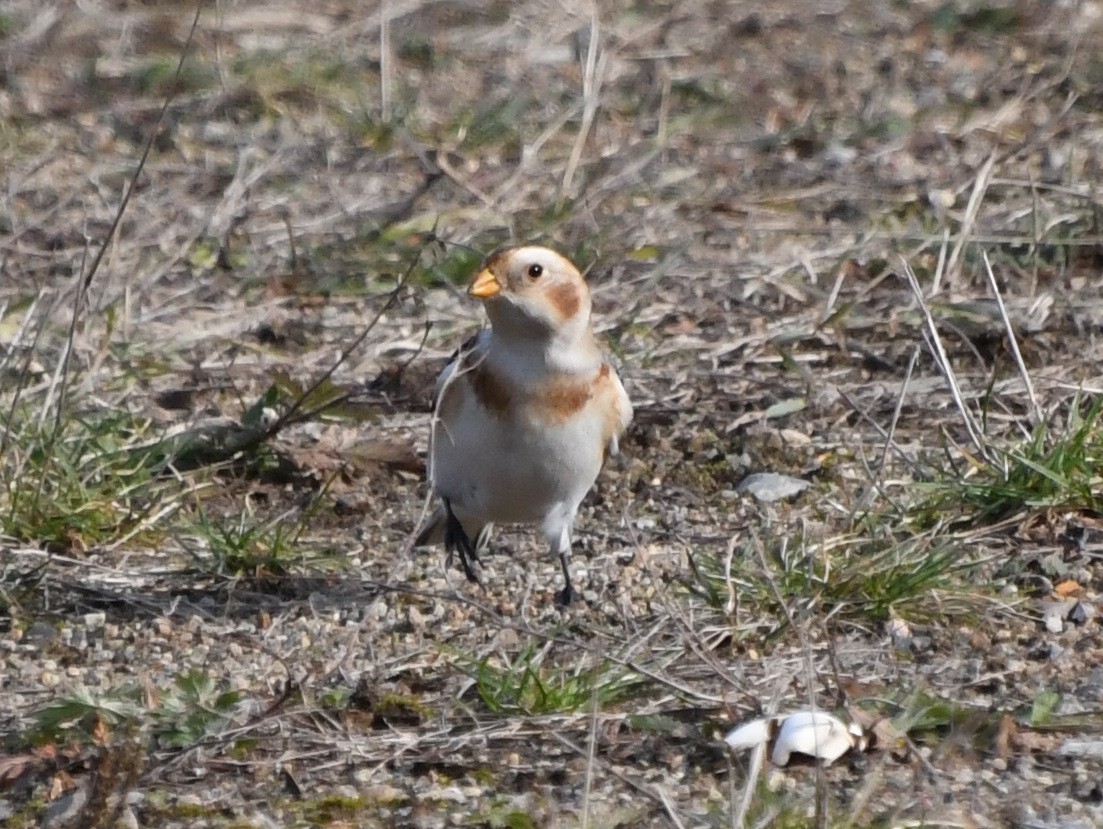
[431,397,603,526]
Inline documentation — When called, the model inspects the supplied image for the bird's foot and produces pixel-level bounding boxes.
[554,584,578,607]
[444,502,482,584]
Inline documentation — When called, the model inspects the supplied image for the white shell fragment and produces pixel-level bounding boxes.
[723,717,776,751]
[724,711,866,767]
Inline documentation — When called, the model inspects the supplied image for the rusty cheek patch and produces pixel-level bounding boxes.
[546,281,582,321]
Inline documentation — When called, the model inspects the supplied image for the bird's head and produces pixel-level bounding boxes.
[468,246,593,342]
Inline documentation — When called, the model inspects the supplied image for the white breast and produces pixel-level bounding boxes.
[430,334,609,528]
[431,383,606,526]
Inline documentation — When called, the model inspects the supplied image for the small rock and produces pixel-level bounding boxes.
[1068,601,1094,626]
[115,805,140,829]
[737,472,810,503]
[1057,739,1103,760]
[886,617,913,650]
[1042,601,1071,634]
[360,782,407,802]
[425,785,466,803]
[241,811,281,829]
[22,620,59,646]
[42,787,87,829]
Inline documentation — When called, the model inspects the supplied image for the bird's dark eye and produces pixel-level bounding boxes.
[526,263,544,279]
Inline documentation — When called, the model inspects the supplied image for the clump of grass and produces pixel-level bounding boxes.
[128,56,216,97]
[917,393,1103,526]
[183,497,343,581]
[1,403,177,552]
[460,642,645,716]
[231,48,379,127]
[683,530,966,632]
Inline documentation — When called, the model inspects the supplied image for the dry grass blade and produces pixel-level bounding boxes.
[981,250,1042,424]
[559,11,607,202]
[379,0,393,124]
[944,150,996,287]
[901,257,991,463]
[879,346,919,472]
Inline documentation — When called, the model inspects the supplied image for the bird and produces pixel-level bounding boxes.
[416,245,632,606]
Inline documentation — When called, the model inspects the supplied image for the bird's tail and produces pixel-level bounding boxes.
[414,506,492,550]
[414,506,447,547]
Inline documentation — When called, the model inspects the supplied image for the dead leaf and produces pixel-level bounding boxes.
[47,770,76,800]
[0,753,43,791]
[995,713,1016,760]
[870,718,908,759]
[1054,579,1082,598]
[91,716,110,746]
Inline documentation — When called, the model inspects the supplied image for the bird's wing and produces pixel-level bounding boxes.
[432,328,490,412]
[599,347,633,459]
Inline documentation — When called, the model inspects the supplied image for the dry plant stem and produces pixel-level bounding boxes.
[20,2,205,503]
[648,575,749,696]
[493,102,583,207]
[758,536,842,824]
[69,1,206,300]
[879,347,920,472]
[930,227,950,298]
[271,268,414,433]
[732,544,810,827]
[379,0,392,123]
[559,11,607,203]
[837,390,923,476]
[902,258,991,463]
[723,534,738,615]
[821,257,848,320]
[982,250,1042,423]
[581,684,599,829]
[945,150,996,285]
[733,679,785,828]
[38,242,87,433]
[656,787,688,829]
[433,151,496,208]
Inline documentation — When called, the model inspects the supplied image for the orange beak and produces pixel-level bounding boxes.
[468,268,501,299]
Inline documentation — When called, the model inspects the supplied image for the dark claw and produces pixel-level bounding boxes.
[555,552,576,606]
[444,500,481,584]
[554,584,578,607]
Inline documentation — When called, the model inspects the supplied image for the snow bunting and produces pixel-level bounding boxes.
[416,246,632,605]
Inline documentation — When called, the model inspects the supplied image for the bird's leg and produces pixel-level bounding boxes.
[443,500,481,584]
[551,525,577,606]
